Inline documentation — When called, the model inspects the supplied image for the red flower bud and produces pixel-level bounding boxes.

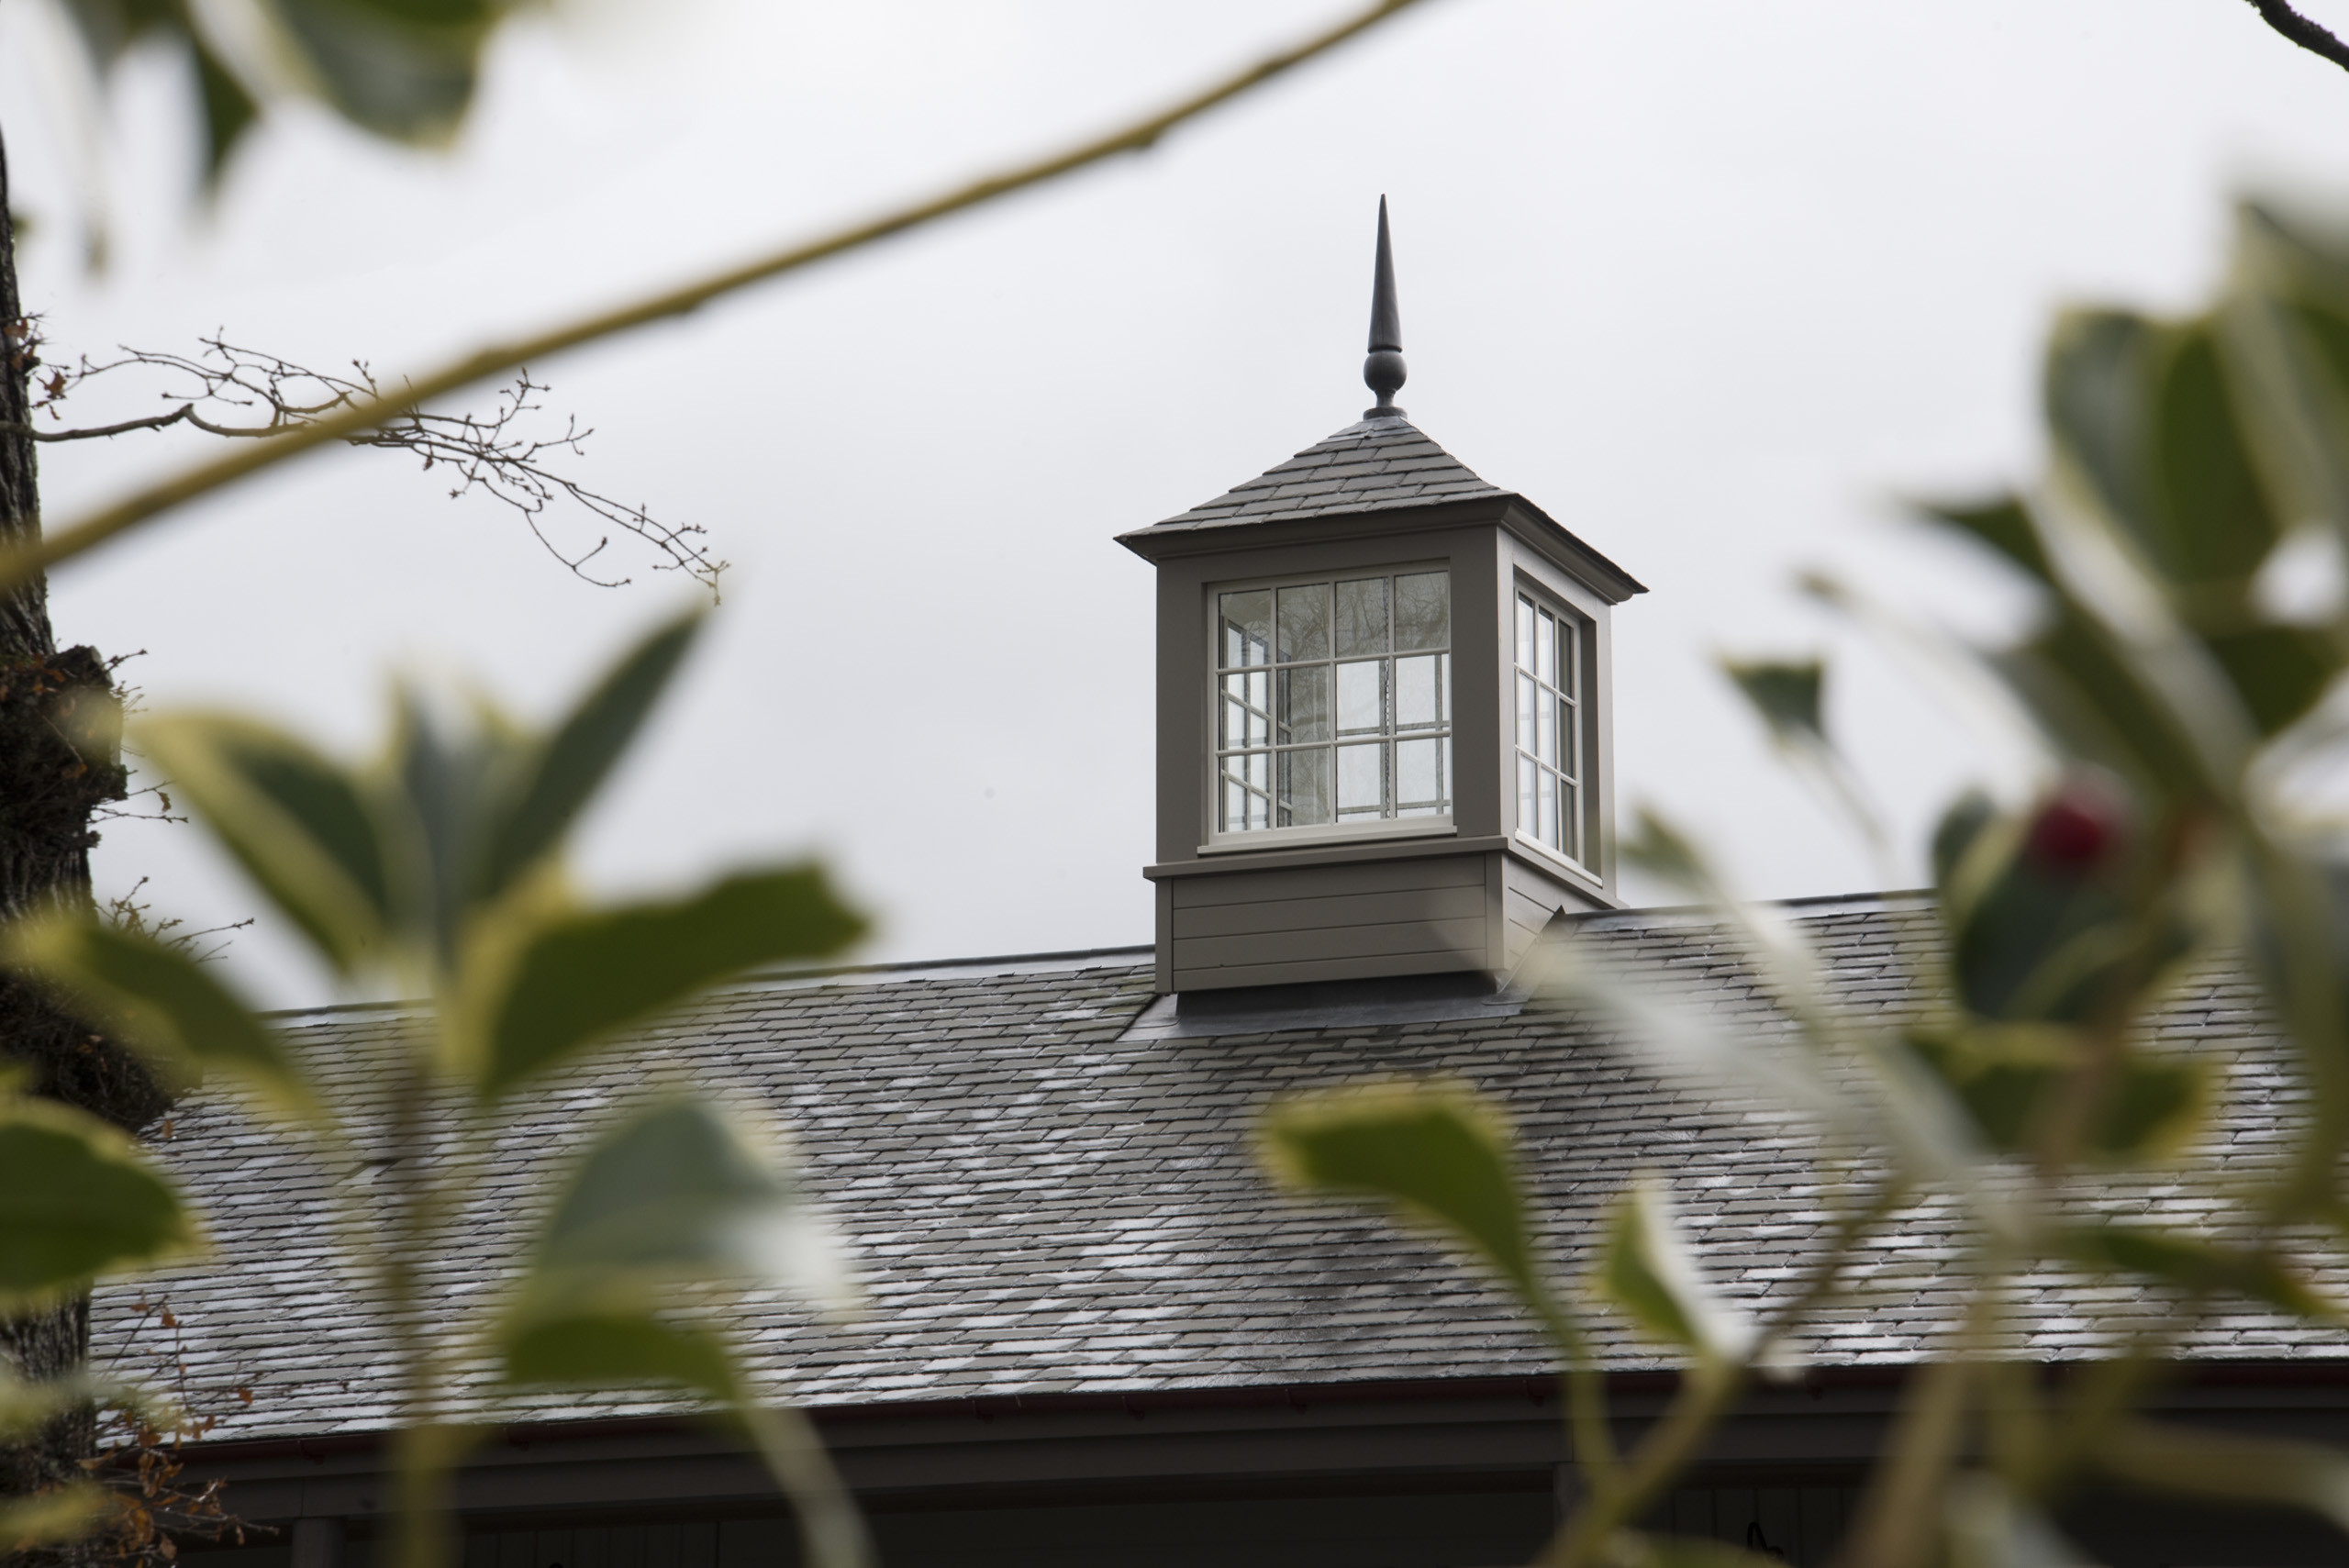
[2025,778,2124,872]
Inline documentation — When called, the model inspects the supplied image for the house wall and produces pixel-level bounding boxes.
[186,1475,2349,1568]
[174,1373,2349,1568]
[1150,841,1598,992]
[1159,849,1491,992]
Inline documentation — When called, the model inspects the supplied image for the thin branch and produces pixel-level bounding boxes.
[2245,0,2349,73]
[21,337,721,588]
[0,0,1433,594]
[0,407,194,441]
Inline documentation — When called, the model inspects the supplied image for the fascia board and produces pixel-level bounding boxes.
[1118,495,1646,606]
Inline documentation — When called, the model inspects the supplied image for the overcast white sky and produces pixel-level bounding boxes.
[5,0,2348,1005]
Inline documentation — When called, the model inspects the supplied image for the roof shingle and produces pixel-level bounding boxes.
[98,902,2348,1441]
[1139,416,1507,533]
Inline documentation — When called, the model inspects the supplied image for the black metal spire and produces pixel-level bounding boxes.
[1364,195,1407,419]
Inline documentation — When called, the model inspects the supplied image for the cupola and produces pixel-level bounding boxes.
[1118,200,1646,997]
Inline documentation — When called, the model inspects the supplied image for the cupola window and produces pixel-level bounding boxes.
[1215,569,1451,835]
[1515,589,1586,865]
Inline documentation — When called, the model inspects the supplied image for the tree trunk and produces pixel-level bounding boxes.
[0,124,165,1568]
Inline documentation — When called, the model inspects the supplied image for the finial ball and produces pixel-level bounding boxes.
[1364,348,1407,414]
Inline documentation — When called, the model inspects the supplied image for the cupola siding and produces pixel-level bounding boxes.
[1117,203,1645,995]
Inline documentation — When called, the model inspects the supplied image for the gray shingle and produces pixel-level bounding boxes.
[1141,417,1507,531]
[96,904,2349,1442]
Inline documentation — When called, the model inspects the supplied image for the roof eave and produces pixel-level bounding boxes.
[1500,494,1648,604]
[1117,491,1647,606]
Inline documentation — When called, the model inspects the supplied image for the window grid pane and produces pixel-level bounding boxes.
[1513,589,1587,865]
[1214,570,1450,834]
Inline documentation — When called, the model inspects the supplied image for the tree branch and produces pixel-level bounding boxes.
[0,0,1433,595]
[15,339,720,588]
[0,407,195,441]
[2245,0,2349,73]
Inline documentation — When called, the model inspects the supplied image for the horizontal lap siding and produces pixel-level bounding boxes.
[1502,855,1604,971]
[1173,882,1486,939]
[1167,853,1492,990]
[1180,915,1487,970]
[1504,873,1564,971]
[1171,853,1486,906]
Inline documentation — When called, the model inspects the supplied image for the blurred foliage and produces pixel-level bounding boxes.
[56,0,523,184]
[0,1083,194,1310]
[0,612,870,1568]
[1263,197,2349,1568]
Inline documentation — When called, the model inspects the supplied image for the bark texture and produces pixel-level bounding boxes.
[0,129,164,1568]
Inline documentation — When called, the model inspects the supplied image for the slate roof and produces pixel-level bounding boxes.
[1119,413,1648,600]
[1137,415,1508,533]
[94,899,2349,1442]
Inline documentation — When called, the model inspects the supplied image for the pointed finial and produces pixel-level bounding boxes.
[1364,195,1407,418]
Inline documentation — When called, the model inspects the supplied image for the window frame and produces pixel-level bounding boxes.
[1199,561,1457,854]
[1510,576,1598,876]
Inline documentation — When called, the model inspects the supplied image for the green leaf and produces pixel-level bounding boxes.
[1722,660,1825,748]
[2094,1054,2213,1160]
[1994,608,2210,804]
[1943,864,2132,1028]
[482,612,704,900]
[524,1097,846,1309]
[1907,1030,2212,1163]
[387,687,502,960]
[1593,1177,1754,1362]
[193,42,260,186]
[2067,1225,2333,1319]
[2045,308,2161,545]
[2201,622,2335,736]
[138,715,391,975]
[1259,1081,1544,1309]
[1932,781,2202,1033]
[500,1310,741,1402]
[2032,297,2328,747]
[2223,206,2349,543]
[2145,322,2281,589]
[1931,791,2001,895]
[477,864,864,1098]
[0,1100,196,1307]
[1922,495,2054,585]
[6,916,317,1123]
[1906,1029,2065,1151]
[270,0,500,144]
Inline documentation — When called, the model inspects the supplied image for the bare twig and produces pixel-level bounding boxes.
[101,878,249,963]
[86,1296,265,1568]
[0,0,1433,594]
[3,407,193,441]
[14,337,718,589]
[2244,0,2349,73]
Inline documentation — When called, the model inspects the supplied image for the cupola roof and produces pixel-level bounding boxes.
[1144,413,1507,531]
[1118,199,1646,604]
